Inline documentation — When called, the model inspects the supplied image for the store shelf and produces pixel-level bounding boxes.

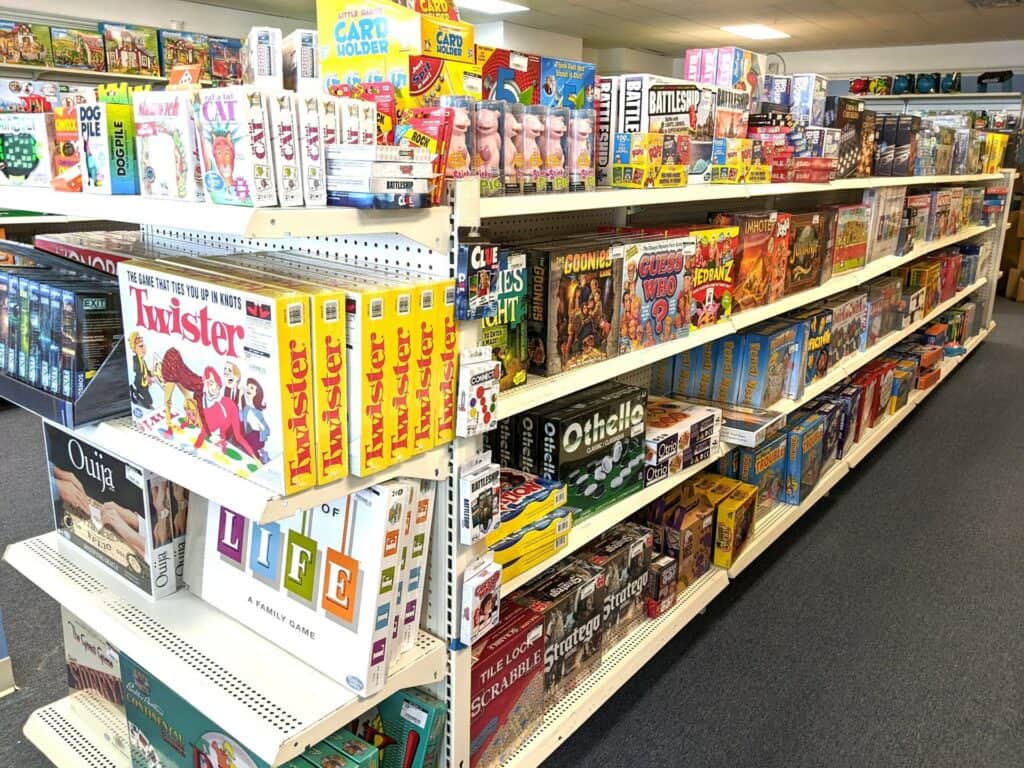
[0,215,93,225]
[0,62,166,83]
[455,174,1003,225]
[0,187,451,249]
[499,567,730,768]
[495,226,993,422]
[5,532,446,767]
[24,691,128,768]
[68,417,448,524]
[499,445,728,597]
[856,92,1022,101]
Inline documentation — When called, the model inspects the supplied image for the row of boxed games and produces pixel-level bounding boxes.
[0,242,121,401]
[849,73,964,96]
[0,19,242,83]
[0,83,457,210]
[46,414,440,697]
[62,607,443,768]
[119,250,457,493]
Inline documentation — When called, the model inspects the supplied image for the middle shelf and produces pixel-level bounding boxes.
[3,532,446,768]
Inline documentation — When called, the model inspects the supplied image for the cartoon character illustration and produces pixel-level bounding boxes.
[196,366,262,462]
[448,107,471,174]
[503,109,522,179]
[474,107,501,171]
[522,112,544,172]
[240,377,271,464]
[208,127,238,187]
[541,112,566,184]
[128,332,155,408]
[153,346,204,436]
[222,361,244,409]
[542,74,561,106]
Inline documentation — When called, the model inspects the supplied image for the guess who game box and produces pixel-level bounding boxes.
[44,421,187,600]
[470,605,544,768]
[617,236,693,353]
[512,560,607,704]
[688,225,739,330]
[785,212,824,295]
[195,482,410,696]
[526,243,622,375]
[120,652,271,768]
[117,261,317,495]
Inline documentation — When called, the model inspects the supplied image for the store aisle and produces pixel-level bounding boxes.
[0,302,1021,768]
[545,298,1024,768]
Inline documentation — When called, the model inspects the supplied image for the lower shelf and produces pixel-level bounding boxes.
[24,691,128,768]
[500,568,730,768]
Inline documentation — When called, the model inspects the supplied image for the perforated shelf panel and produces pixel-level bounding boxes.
[23,692,128,768]
[6,533,446,767]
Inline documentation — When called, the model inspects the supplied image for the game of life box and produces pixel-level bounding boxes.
[190,480,413,697]
[44,421,188,601]
[118,260,318,496]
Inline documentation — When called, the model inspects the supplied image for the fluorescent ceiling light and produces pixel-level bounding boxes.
[457,0,530,13]
[720,24,790,40]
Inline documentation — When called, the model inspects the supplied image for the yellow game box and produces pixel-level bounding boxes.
[486,469,567,548]
[712,480,758,568]
[491,507,573,565]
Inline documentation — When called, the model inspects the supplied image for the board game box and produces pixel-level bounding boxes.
[737,432,787,518]
[194,483,407,696]
[512,560,606,704]
[784,412,825,505]
[723,212,778,311]
[133,89,205,202]
[482,249,528,391]
[711,334,746,404]
[829,204,870,274]
[643,82,716,139]
[526,242,622,375]
[655,484,714,588]
[62,606,124,712]
[50,27,105,71]
[51,106,82,192]
[617,235,692,353]
[477,46,540,105]
[44,421,187,600]
[713,87,750,139]
[100,23,160,77]
[614,73,679,133]
[209,36,243,85]
[712,480,758,568]
[579,523,653,646]
[786,307,832,386]
[158,29,210,78]
[791,73,827,126]
[457,240,500,321]
[539,56,595,110]
[785,212,824,295]
[737,320,800,409]
[78,102,139,195]
[0,112,57,187]
[0,20,52,66]
[688,225,739,330]
[824,292,867,363]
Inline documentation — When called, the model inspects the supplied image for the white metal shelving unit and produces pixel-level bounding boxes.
[23,691,129,768]
[0,62,166,83]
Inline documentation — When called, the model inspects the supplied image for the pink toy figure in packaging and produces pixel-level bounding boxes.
[521,104,548,193]
[441,95,474,179]
[474,100,504,197]
[541,106,569,192]
[503,102,524,195]
[568,108,596,192]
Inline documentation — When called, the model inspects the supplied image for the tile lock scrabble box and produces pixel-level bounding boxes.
[118,260,319,496]
[191,481,418,696]
[44,421,188,600]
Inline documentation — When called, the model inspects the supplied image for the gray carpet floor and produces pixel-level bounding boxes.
[1,299,1022,767]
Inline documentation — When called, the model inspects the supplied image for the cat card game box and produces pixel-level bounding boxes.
[737,433,787,518]
[133,89,206,202]
[688,225,739,330]
[0,112,57,187]
[121,652,272,768]
[617,236,693,353]
[118,260,317,495]
[470,605,544,768]
[44,421,186,601]
[481,249,528,392]
[512,560,606,704]
[195,483,408,697]
[785,213,824,296]
[579,524,653,646]
[526,243,622,376]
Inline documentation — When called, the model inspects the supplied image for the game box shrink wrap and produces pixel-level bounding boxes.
[45,421,188,601]
[193,481,410,696]
[471,606,544,768]
[579,523,653,646]
[118,260,317,495]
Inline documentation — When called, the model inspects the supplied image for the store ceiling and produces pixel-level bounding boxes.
[196,0,1024,53]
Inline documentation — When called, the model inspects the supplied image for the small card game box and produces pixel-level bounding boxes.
[646,554,678,618]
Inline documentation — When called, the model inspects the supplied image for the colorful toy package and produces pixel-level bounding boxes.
[688,225,739,330]
[406,55,482,107]
[158,30,210,80]
[829,203,870,275]
[737,433,787,517]
[196,482,409,696]
[477,45,540,105]
[0,112,57,187]
[785,212,824,295]
[784,412,825,505]
[209,36,242,85]
[786,307,832,386]
[0,20,52,66]
[470,606,544,768]
[617,235,693,353]
[737,320,799,409]
[50,27,105,72]
[567,107,596,192]
[117,260,318,495]
[195,86,278,207]
[440,94,475,179]
[481,249,528,391]
[100,23,160,77]
[526,241,622,375]
[541,105,569,193]
[44,421,188,600]
[77,102,138,195]
[474,99,504,196]
[538,56,596,110]
[712,480,758,568]
[723,211,778,311]
[133,89,205,202]
[519,104,548,193]
[51,106,82,192]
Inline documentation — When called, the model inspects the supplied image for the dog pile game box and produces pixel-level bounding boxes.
[512,560,607,704]
[617,235,693,353]
[579,523,653,646]
[192,481,412,696]
[44,421,187,601]
[785,213,825,295]
[78,102,139,195]
[526,242,622,375]
[470,604,544,768]
[688,225,739,330]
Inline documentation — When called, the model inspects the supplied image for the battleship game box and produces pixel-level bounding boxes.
[527,242,622,375]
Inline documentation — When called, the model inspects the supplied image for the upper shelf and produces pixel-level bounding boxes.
[0,187,451,250]
[453,173,1006,225]
[0,62,166,83]
[855,92,1022,101]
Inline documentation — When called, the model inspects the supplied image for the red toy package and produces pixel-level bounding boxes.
[687,224,740,329]
[355,81,397,144]
[396,106,454,204]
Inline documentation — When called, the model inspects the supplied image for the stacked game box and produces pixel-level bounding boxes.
[488,468,570,583]
[578,523,654,646]
[133,89,206,202]
[785,213,825,295]
[712,211,785,311]
[642,396,722,487]
[646,482,715,588]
